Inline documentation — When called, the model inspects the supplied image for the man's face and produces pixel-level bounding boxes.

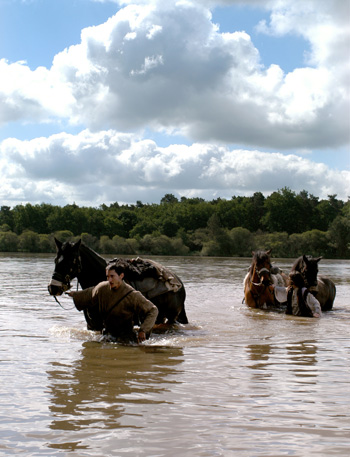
[106,269,124,290]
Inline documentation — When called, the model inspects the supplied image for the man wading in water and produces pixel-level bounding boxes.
[67,261,158,343]
[272,271,322,318]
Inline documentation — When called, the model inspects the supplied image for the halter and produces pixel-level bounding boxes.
[250,266,271,286]
[50,253,82,310]
[52,253,82,291]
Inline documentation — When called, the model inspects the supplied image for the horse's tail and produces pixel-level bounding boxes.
[177,306,189,324]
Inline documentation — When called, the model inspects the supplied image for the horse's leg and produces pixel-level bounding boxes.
[173,287,188,324]
[151,291,187,324]
[244,288,257,308]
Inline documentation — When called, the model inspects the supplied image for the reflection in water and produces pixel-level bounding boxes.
[246,343,273,384]
[246,339,319,389]
[47,343,184,451]
[286,341,318,378]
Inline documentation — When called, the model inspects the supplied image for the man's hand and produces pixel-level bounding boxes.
[137,330,146,343]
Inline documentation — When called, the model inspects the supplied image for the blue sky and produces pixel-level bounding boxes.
[0,0,349,207]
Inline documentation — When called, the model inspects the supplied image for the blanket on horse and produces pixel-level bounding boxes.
[110,257,182,299]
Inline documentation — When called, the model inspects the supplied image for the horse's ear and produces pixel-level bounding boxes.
[302,254,309,264]
[74,239,82,250]
[266,249,272,255]
[54,237,62,251]
[315,256,322,263]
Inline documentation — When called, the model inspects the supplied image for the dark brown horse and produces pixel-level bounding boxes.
[48,238,188,331]
[291,255,336,311]
[244,250,287,309]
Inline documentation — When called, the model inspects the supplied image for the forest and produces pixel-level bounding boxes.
[0,188,349,258]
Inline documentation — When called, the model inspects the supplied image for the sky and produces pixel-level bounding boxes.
[0,0,349,208]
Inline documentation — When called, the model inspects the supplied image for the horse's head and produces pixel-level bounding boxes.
[48,238,82,296]
[294,255,321,291]
[250,249,272,285]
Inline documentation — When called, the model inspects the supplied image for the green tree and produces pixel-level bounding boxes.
[255,231,290,258]
[289,229,331,258]
[80,233,99,251]
[117,210,138,238]
[0,206,14,230]
[160,194,179,204]
[315,195,344,231]
[99,235,115,254]
[0,224,11,232]
[38,234,54,253]
[0,231,19,252]
[161,218,179,237]
[203,213,232,256]
[328,215,350,258]
[53,230,74,243]
[262,188,302,234]
[46,204,86,235]
[129,219,158,238]
[112,235,136,255]
[229,227,254,257]
[18,230,41,252]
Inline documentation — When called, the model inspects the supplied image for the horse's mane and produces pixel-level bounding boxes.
[79,243,107,269]
[291,255,306,270]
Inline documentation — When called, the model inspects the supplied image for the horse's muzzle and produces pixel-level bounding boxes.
[48,279,67,296]
[258,268,272,285]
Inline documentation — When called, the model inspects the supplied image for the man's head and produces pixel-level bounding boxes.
[289,271,305,289]
[106,262,127,290]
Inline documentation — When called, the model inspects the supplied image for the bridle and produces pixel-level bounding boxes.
[50,252,82,309]
[247,262,273,307]
[53,252,82,290]
[249,264,271,287]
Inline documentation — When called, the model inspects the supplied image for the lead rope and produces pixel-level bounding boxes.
[53,281,79,311]
[53,295,75,310]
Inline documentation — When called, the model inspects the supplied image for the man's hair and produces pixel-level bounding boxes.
[289,271,305,288]
[106,260,128,276]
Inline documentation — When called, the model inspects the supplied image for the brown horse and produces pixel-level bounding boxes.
[244,250,287,309]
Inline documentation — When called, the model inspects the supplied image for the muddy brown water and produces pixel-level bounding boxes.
[0,253,349,456]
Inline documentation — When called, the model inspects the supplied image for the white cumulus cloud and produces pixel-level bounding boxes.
[1,129,348,207]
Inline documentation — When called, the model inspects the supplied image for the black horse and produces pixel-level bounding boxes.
[48,238,188,331]
[291,255,336,311]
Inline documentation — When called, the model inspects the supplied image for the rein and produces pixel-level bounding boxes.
[52,281,80,311]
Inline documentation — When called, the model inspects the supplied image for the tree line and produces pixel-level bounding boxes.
[0,188,349,258]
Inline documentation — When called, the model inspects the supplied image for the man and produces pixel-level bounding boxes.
[67,261,158,343]
[272,271,322,318]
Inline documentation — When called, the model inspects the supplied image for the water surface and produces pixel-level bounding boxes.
[0,254,349,456]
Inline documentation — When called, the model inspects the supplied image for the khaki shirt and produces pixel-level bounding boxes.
[72,281,158,339]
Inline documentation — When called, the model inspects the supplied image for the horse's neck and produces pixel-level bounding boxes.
[78,244,107,289]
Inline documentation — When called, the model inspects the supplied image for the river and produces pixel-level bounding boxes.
[0,253,349,456]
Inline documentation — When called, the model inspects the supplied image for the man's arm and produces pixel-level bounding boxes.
[307,293,322,318]
[133,292,158,342]
[67,287,95,311]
